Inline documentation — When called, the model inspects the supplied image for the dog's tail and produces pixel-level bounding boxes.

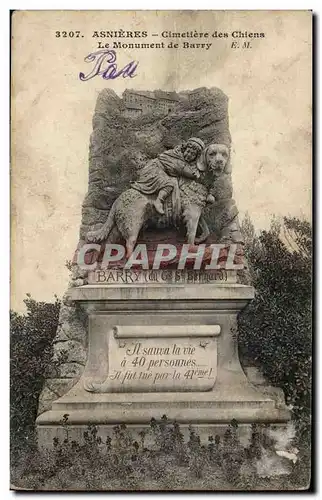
[86,203,116,243]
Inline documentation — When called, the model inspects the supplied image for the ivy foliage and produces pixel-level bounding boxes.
[10,295,61,449]
[238,215,312,431]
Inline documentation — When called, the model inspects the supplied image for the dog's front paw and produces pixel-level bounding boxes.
[87,230,103,243]
[86,231,95,242]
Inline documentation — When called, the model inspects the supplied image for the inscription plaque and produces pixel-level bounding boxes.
[84,325,221,392]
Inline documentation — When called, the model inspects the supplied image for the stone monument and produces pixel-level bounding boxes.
[36,87,290,446]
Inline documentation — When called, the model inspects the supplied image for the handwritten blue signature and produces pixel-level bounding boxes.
[79,49,138,81]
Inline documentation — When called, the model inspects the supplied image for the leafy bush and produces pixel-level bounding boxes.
[238,215,312,437]
[10,295,61,456]
[12,417,285,491]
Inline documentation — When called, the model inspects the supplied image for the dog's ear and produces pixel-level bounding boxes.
[224,161,232,174]
[197,147,207,172]
[224,147,232,174]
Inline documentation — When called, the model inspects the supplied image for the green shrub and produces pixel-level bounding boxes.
[12,418,256,490]
[10,295,61,456]
[238,215,312,438]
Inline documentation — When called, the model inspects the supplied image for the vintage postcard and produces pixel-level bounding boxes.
[11,10,312,491]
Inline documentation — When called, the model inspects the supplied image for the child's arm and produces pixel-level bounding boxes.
[164,162,200,180]
[182,165,200,180]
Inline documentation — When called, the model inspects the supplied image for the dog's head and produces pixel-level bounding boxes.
[197,143,230,175]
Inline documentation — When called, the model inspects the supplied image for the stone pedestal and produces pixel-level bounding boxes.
[36,282,290,447]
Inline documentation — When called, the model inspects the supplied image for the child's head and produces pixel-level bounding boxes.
[182,137,205,163]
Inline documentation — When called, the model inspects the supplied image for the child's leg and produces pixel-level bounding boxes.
[153,186,173,215]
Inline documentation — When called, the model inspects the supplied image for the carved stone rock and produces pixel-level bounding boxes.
[79,87,238,245]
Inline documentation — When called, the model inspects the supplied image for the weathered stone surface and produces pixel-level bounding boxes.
[38,87,243,418]
[37,300,88,415]
[36,283,291,447]
[56,362,85,379]
[37,385,56,416]
[36,86,290,446]
[57,303,78,326]
[53,340,87,365]
[46,378,77,397]
[55,319,87,344]
[54,305,87,344]
[53,326,69,343]
[244,366,268,386]
[79,87,234,242]
[83,324,221,393]
[38,379,77,415]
